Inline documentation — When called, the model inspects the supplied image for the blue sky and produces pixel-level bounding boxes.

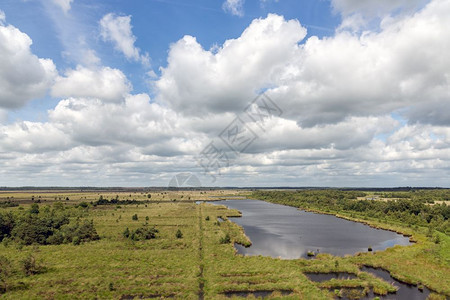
[0,0,449,187]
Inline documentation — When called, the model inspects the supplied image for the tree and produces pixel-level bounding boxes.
[0,212,15,242]
[29,204,39,214]
[176,229,183,239]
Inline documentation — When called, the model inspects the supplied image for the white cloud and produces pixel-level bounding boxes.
[156,3,450,128]
[248,115,399,152]
[51,0,74,14]
[80,48,101,66]
[100,13,149,66]
[47,94,190,147]
[0,21,56,109]
[222,0,245,17]
[51,66,131,103]
[267,0,450,127]
[156,14,306,115]
[0,121,72,153]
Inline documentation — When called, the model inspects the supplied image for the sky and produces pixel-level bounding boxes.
[0,0,449,187]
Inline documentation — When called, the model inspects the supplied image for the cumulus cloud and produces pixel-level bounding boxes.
[51,66,131,103]
[222,0,245,17]
[157,3,450,128]
[246,116,399,153]
[0,20,56,109]
[47,94,191,147]
[100,13,149,66]
[0,121,72,153]
[156,14,306,115]
[51,0,74,13]
[268,0,450,127]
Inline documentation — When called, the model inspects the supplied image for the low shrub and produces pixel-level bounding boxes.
[21,255,45,276]
[220,233,231,244]
[125,225,158,241]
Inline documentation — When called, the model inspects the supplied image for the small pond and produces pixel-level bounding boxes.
[305,269,431,300]
[305,272,357,282]
[214,199,411,259]
[361,266,431,300]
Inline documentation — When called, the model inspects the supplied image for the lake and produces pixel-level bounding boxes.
[214,199,411,259]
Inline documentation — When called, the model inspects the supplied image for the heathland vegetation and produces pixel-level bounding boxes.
[0,188,448,299]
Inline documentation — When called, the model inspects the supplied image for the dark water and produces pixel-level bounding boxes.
[223,290,292,298]
[305,272,357,282]
[214,199,411,259]
[361,266,431,300]
[306,269,431,300]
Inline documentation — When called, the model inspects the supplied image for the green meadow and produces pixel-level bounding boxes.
[0,189,449,299]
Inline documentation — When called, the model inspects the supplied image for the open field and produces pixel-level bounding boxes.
[0,189,248,205]
[0,189,449,299]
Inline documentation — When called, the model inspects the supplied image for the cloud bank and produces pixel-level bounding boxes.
[1,0,449,186]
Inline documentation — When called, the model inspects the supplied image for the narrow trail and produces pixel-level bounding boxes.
[198,204,205,300]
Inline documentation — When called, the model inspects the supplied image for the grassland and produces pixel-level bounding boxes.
[0,189,449,299]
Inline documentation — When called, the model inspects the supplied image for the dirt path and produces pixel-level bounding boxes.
[198,204,205,300]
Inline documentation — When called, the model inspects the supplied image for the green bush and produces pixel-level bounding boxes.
[59,220,100,244]
[176,229,183,239]
[132,214,138,221]
[21,255,44,276]
[220,233,231,244]
[126,225,158,241]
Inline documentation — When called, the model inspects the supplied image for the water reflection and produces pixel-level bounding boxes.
[215,199,411,259]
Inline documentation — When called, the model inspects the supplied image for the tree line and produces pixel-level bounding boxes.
[252,189,450,234]
[0,203,99,246]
